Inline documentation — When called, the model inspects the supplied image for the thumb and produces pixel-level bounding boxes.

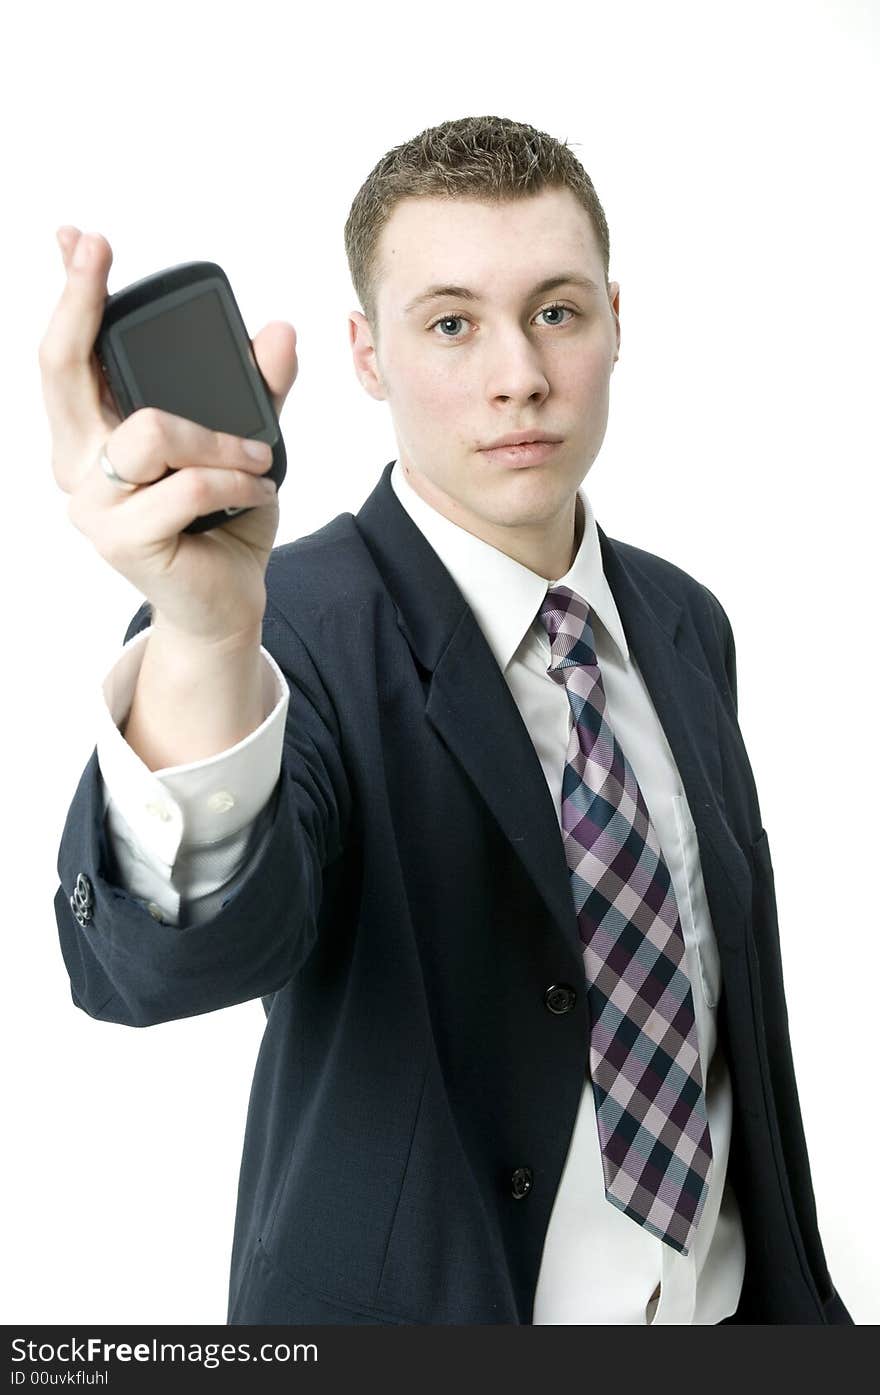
[251,321,299,420]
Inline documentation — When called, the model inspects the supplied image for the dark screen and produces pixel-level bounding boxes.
[119,287,265,436]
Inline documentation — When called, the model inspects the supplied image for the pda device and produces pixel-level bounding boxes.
[95,261,287,534]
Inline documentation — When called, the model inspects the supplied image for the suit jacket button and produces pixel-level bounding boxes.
[511,1167,533,1199]
[545,983,576,1014]
[70,872,94,927]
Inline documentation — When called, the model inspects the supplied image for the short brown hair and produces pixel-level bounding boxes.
[343,114,611,339]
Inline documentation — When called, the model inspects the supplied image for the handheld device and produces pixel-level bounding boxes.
[95,260,287,534]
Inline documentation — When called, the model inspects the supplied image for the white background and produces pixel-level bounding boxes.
[3,0,877,1325]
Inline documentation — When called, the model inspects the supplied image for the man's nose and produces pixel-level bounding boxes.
[484,334,550,401]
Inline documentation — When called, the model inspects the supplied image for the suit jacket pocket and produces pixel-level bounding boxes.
[229,1237,413,1324]
[671,793,723,1008]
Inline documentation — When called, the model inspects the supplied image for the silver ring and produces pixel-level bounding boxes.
[99,447,140,492]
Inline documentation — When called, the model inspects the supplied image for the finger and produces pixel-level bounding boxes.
[56,226,81,260]
[89,462,278,552]
[250,320,298,419]
[39,230,114,439]
[87,406,274,502]
[56,228,120,426]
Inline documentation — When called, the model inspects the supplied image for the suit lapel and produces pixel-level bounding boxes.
[597,527,752,949]
[355,462,750,960]
[426,599,583,955]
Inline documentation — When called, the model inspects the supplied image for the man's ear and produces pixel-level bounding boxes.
[608,281,621,364]
[349,311,387,401]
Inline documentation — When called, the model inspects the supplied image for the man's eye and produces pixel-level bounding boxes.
[427,303,577,339]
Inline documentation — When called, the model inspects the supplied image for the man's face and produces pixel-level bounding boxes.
[349,186,620,570]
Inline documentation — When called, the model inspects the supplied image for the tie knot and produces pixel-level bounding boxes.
[537,585,598,677]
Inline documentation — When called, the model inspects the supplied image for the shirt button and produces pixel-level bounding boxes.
[206,790,235,813]
[145,800,173,821]
[147,902,165,922]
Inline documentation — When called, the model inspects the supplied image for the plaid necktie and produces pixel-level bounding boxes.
[538,584,713,1255]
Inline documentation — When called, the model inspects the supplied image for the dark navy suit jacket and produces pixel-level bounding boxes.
[55,460,853,1323]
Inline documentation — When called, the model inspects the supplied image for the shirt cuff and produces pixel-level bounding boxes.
[96,625,290,869]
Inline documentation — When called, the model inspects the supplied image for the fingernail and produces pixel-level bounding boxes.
[243,440,272,461]
[73,235,92,270]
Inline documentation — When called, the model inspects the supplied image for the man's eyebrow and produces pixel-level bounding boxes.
[403,272,602,315]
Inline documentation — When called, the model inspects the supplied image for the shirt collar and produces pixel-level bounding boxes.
[389,459,630,674]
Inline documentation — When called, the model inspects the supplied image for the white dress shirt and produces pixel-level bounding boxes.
[95,459,746,1325]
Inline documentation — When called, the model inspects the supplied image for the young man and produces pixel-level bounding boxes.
[49,115,852,1324]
